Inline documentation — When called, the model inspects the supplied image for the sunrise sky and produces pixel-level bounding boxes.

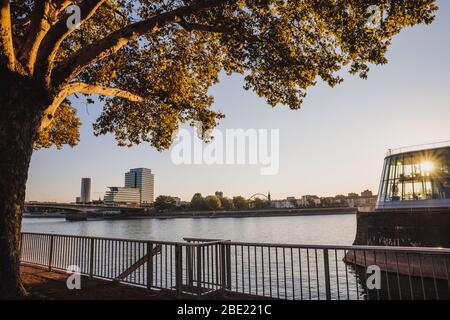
[26,1,450,203]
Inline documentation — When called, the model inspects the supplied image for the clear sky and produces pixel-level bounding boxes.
[26,1,450,203]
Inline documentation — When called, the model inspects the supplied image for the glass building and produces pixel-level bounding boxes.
[125,168,155,204]
[376,145,450,209]
[80,178,92,204]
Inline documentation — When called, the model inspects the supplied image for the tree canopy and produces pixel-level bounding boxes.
[154,195,177,211]
[1,0,437,150]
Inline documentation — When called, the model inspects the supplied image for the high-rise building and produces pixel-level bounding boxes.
[80,178,92,203]
[125,168,155,204]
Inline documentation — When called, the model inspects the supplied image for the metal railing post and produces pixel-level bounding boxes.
[147,242,153,289]
[220,243,226,293]
[175,244,182,297]
[323,248,331,300]
[89,238,94,278]
[197,245,202,296]
[48,235,54,271]
[226,244,232,290]
[187,246,193,289]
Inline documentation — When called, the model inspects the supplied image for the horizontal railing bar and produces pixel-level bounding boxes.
[20,232,221,247]
[222,242,450,254]
[183,237,226,242]
[21,232,450,254]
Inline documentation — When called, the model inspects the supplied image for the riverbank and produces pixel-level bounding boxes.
[22,207,356,221]
[149,207,356,219]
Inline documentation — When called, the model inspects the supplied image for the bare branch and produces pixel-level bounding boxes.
[36,0,107,85]
[39,81,143,132]
[52,0,229,86]
[68,82,144,102]
[17,0,51,74]
[17,0,74,74]
[0,0,16,70]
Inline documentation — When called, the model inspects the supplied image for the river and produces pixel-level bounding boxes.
[22,214,357,245]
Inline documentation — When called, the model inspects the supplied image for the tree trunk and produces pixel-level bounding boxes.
[0,69,48,299]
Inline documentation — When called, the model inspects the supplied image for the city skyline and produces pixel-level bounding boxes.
[25,1,450,203]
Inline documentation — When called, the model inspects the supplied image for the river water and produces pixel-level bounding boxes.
[22,214,357,245]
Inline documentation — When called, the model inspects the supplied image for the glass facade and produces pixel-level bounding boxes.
[376,146,450,209]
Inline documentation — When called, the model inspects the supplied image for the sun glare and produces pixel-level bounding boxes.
[421,161,434,173]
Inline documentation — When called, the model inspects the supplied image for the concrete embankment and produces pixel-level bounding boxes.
[148,207,356,219]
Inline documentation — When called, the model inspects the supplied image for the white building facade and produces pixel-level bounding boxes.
[104,187,140,206]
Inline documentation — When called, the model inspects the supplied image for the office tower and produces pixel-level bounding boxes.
[125,168,154,204]
[80,178,92,203]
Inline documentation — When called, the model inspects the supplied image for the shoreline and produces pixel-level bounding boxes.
[149,207,356,219]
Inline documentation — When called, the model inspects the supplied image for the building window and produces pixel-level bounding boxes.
[377,147,450,205]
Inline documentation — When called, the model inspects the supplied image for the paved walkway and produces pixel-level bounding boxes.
[21,265,170,300]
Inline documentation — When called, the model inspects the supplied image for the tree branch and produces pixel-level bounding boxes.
[68,82,144,102]
[17,0,74,74]
[17,0,50,74]
[36,0,107,85]
[0,0,16,70]
[39,81,143,132]
[52,0,229,86]
[178,18,232,34]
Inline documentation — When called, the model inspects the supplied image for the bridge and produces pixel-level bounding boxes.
[26,202,143,209]
[25,203,84,213]
[24,202,145,220]
[248,193,270,201]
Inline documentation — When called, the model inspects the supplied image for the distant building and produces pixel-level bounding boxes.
[320,196,345,207]
[75,197,81,204]
[361,190,373,198]
[125,168,155,204]
[347,196,377,208]
[270,197,297,209]
[174,197,182,206]
[300,195,321,207]
[104,187,140,207]
[270,200,294,209]
[347,193,359,199]
[80,178,92,203]
[215,191,223,198]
